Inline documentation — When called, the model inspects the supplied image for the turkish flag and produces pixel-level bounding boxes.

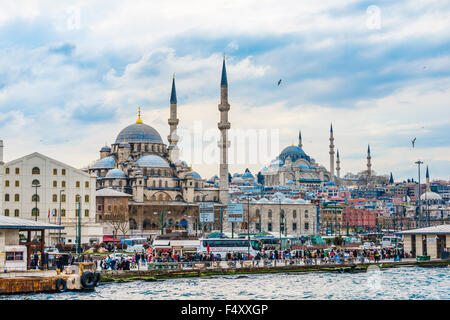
[207,244,210,253]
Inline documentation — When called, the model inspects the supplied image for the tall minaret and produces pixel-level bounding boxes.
[218,56,231,204]
[367,144,372,180]
[168,74,179,146]
[336,149,341,179]
[426,165,430,191]
[298,130,303,148]
[168,74,180,162]
[329,123,335,182]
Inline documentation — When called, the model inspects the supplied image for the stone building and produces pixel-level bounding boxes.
[0,145,102,246]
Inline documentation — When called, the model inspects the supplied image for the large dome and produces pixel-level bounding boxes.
[115,123,163,144]
[279,145,310,163]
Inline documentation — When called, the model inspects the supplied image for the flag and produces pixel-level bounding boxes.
[207,244,210,253]
[48,209,50,218]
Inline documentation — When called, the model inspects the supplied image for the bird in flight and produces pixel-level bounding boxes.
[411,137,416,148]
[277,79,282,86]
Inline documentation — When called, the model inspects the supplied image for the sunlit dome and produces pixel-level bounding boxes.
[115,122,163,144]
[105,168,127,179]
[420,191,442,201]
[91,156,115,169]
[134,155,169,168]
[186,171,202,180]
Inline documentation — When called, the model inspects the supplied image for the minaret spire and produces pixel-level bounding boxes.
[168,74,179,146]
[426,165,430,191]
[218,56,231,204]
[329,123,335,182]
[298,130,303,148]
[336,149,340,180]
[367,144,372,182]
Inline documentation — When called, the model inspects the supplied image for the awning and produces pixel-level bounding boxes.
[103,236,121,242]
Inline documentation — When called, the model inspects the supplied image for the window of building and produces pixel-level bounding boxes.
[61,209,66,217]
[293,223,297,231]
[5,180,9,187]
[62,169,66,175]
[75,194,80,202]
[85,195,89,203]
[53,181,57,188]
[268,222,273,231]
[5,167,9,174]
[4,209,9,216]
[85,181,89,188]
[15,181,19,187]
[14,194,19,202]
[76,181,80,188]
[293,210,297,219]
[32,179,40,186]
[52,194,57,202]
[84,209,89,217]
[32,194,39,202]
[15,168,19,174]
[32,167,40,175]
[32,208,39,217]
[268,209,272,219]
[14,209,19,217]
[62,181,66,188]
[61,194,66,202]
[304,222,309,230]
[75,209,79,217]
[5,194,9,201]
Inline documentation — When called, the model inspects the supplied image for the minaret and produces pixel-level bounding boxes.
[329,123,335,182]
[168,74,179,145]
[298,130,303,149]
[336,149,340,179]
[426,165,430,191]
[389,172,394,184]
[367,144,372,180]
[218,56,231,204]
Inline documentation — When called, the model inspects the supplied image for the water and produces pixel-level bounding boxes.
[1,266,449,300]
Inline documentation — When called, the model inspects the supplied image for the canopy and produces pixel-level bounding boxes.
[103,235,121,242]
[253,231,274,238]
[207,232,227,239]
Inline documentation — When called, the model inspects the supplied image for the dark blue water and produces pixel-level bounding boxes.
[1,266,449,300]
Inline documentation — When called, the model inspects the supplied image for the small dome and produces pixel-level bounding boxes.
[186,171,202,180]
[420,192,442,201]
[231,177,245,184]
[91,156,115,169]
[134,155,169,168]
[115,123,163,144]
[100,146,111,152]
[242,172,254,179]
[105,168,127,179]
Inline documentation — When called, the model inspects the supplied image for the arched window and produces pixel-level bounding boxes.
[32,179,40,186]
[129,218,137,230]
[61,194,66,202]
[14,194,19,202]
[268,209,272,219]
[280,209,285,219]
[293,210,297,219]
[4,209,9,216]
[75,194,81,202]
[32,167,40,175]
[52,194,57,202]
[32,194,39,202]
[32,208,39,217]
[85,195,89,202]
[256,209,260,218]
[5,194,9,202]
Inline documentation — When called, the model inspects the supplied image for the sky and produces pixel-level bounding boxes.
[0,0,449,182]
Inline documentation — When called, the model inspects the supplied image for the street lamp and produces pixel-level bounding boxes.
[415,160,423,227]
[58,189,65,246]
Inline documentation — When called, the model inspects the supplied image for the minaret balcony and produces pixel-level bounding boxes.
[218,104,230,112]
[168,118,179,126]
[218,122,231,130]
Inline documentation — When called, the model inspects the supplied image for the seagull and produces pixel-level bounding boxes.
[277,79,282,86]
[411,137,416,148]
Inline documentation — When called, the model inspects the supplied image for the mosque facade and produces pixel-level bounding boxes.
[88,61,233,237]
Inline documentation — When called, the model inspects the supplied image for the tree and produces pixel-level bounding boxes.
[257,171,265,185]
[104,211,130,238]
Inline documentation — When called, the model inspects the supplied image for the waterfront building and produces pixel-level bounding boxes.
[398,224,450,259]
[0,145,102,246]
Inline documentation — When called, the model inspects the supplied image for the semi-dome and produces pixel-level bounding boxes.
[115,123,163,144]
[279,145,310,163]
[420,191,442,201]
[105,168,127,179]
[134,155,169,168]
[186,171,202,180]
[91,156,115,169]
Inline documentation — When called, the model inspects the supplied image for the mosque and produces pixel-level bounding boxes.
[88,59,233,236]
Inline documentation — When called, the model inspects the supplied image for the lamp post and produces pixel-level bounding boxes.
[58,189,65,246]
[245,195,251,259]
[278,197,282,251]
[415,160,423,227]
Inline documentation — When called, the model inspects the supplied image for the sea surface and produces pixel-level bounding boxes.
[1,266,449,300]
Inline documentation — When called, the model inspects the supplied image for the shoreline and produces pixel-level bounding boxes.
[99,259,450,283]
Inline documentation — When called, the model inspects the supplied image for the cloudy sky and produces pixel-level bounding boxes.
[0,0,449,181]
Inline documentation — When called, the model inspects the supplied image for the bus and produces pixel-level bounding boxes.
[198,238,261,257]
[123,237,147,253]
[381,235,402,248]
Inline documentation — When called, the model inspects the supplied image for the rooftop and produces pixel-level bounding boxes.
[0,216,64,230]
